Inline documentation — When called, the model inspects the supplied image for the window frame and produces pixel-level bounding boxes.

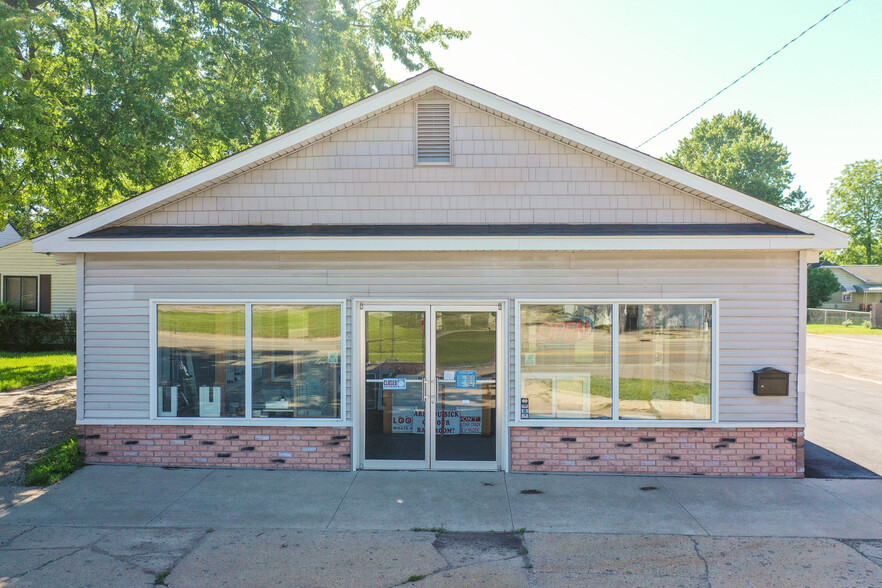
[3,275,39,313]
[149,299,347,426]
[514,299,719,427]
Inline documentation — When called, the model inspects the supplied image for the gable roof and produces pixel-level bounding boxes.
[34,69,849,253]
[0,223,22,248]
[837,265,882,285]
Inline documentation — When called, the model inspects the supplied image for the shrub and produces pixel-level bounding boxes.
[0,309,77,352]
[863,320,873,328]
[842,319,853,327]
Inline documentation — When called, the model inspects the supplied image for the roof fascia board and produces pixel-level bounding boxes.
[40,234,843,254]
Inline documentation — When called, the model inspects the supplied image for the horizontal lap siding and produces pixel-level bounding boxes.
[82,250,798,423]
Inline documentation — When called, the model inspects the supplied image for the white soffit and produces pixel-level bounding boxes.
[33,70,850,253]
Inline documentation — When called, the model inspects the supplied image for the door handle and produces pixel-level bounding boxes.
[422,378,428,404]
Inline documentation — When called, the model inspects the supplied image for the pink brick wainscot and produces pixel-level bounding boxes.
[510,427,804,477]
[77,425,352,470]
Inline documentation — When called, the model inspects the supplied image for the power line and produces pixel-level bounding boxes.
[636,0,853,149]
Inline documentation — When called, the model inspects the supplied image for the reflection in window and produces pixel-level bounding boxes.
[619,304,712,420]
[157,305,246,418]
[252,305,341,418]
[3,276,38,312]
[520,304,613,419]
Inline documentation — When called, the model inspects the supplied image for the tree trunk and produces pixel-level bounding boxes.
[873,304,882,329]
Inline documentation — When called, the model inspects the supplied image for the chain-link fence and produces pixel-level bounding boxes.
[807,308,872,326]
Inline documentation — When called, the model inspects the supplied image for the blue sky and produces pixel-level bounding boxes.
[383,0,881,219]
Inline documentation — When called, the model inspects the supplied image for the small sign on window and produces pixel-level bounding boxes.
[383,378,407,390]
[455,371,477,389]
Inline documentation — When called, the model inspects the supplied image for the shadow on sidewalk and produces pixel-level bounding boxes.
[805,441,881,479]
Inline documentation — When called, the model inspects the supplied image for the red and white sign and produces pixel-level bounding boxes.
[391,406,416,433]
[391,406,481,435]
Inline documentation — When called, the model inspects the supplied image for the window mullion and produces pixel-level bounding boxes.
[612,303,620,423]
[245,302,253,421]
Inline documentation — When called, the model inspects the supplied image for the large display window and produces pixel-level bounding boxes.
[155,302,343,421]
[519,301,714,423]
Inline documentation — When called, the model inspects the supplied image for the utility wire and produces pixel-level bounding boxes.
[636,0,853,149]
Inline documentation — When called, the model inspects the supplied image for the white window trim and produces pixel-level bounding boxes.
[513,298,720,427]
[413,100,453,166]
[148,298,348,426]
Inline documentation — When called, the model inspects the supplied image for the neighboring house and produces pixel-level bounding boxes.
[35,70,848,478]
[0,233,76,316]
[815,262,882,312]
[0,223,22,248]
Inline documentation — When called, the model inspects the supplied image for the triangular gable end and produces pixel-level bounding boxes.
[114,94,761,228]
[33,69,849,252]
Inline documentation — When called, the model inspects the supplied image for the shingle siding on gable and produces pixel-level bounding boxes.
[120,98,756,227]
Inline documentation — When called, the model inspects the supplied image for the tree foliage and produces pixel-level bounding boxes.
[806,267,840,309]
[0,0,469,236]
[664,110,812,214]
[823,160,882,265]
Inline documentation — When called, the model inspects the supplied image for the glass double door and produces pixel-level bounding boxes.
[362,305,500,470]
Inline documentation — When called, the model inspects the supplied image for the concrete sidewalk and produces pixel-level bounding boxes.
[2,466,882,586]
[3,466,882,537]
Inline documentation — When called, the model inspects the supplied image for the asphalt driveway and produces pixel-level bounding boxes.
[806,333,882,478]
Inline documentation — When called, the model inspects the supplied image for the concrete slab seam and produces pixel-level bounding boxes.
[806,479,882,528]
[144,470,214,528]
[325,471,360,530]
[652,476,712,537]
[502,473,516,532]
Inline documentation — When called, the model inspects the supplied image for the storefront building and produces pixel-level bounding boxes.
[35,70,848,477]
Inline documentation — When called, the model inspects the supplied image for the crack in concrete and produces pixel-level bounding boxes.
[8,547,83,580]
[386,531,532,587]
[0,525,209,585]
[839,539,882,571]
[0,525,33,548]
[689,536,712,588]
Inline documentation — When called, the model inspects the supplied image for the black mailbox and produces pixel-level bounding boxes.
[753,368,790,396]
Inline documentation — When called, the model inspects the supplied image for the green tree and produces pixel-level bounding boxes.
[823,160,882,265]
[0,0,468,236]
[664,110,812,214]
[806,267,840,309]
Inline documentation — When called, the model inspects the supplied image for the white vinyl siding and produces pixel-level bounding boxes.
[120,98,757,227]
[81,250,799,423]
[0,240,76,315]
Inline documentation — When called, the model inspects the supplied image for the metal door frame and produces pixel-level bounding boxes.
[354,300,507,471]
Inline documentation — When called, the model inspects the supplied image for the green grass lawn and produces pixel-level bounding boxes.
[0,351,77,392]
[25,437,84,486]
[807,324,882,336]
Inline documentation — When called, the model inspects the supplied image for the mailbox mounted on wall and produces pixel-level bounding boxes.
[753,368,790,396]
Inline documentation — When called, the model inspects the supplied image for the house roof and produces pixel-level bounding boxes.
[34,69,849,254]
[0,223,22,249]
[838,265,882,285]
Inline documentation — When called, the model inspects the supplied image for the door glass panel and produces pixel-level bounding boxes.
[434,311,497,463]
[364,311,426,461]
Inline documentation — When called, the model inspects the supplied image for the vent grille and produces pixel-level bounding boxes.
[416,103,451,163]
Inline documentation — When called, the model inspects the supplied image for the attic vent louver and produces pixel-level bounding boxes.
[416,102,451,163]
